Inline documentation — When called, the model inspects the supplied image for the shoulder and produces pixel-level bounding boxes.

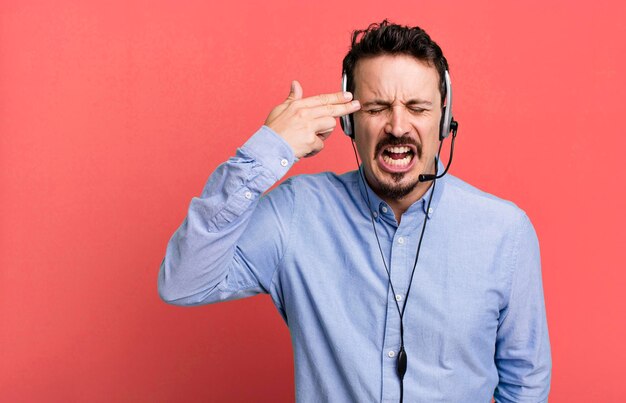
[280,170,360,196]
[441,174,531,230]
[265,170,362,218]
[439,175,540,277]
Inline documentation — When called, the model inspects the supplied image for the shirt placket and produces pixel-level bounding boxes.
[381,213,412,401]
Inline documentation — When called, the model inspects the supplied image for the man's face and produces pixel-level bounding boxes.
[353,54,442,203]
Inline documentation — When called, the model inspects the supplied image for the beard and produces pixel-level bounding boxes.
[375,172,420,200]
[372,135,423,200]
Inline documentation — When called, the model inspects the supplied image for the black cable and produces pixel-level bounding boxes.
[402,141,442,320]
[350,140,440,403]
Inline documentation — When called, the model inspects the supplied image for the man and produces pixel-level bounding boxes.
[159,21,551,402]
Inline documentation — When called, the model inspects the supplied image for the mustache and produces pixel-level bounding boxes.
[374,135,422,158]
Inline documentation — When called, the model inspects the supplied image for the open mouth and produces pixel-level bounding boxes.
[378,145,417,172]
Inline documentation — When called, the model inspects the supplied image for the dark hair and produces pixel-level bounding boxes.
[342,20,449,104]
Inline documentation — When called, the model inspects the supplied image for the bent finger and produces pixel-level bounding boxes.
[312,116,337,135]
[317,129,334,142]
[303,137,325,158]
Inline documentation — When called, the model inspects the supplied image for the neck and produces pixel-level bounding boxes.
[383,156,439,223]
[384,180,433,223]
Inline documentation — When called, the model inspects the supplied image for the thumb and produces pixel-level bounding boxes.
[287,80,303,101]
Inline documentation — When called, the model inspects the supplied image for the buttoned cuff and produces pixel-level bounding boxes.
[239,126,296,182]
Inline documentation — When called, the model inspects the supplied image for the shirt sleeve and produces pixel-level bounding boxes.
[494,213,552,402]
[157,126,296,306]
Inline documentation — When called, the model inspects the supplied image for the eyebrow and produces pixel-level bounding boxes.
[361,99,433,107]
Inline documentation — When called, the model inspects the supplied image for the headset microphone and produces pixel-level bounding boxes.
[418,119,458,182]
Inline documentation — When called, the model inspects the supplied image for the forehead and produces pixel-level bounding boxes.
[353,54,441,104]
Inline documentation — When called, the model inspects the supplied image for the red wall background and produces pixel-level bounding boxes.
[2,0,625,401]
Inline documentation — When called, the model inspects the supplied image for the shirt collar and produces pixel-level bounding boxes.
[356,158,446,223]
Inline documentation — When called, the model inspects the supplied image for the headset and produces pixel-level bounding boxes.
[340,70,458,141]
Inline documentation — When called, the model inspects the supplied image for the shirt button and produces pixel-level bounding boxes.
[395,294,403,301]
[388,350,395,358]
[397,237,404,245]
[381,206,388,213]
[372,211,378,218]
[244,191,252,200]
[428,207,434,214]
[280,159,288,167]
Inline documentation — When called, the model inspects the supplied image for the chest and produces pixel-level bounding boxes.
[280,210,510,345]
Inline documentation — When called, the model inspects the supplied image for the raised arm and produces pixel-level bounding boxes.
[158,81,360,306]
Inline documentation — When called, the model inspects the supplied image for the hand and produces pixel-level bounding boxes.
[264,80,361,158]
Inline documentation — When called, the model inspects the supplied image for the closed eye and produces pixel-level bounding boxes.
[363,107,388,115]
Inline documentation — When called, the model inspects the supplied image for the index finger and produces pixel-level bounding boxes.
[308,100,361,119]
[295,91,353,108]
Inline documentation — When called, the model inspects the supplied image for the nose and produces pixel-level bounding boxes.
[384,105,410,138]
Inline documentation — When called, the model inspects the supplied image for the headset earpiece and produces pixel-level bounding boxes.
[340,73,355,138]
[440,70,456,141]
